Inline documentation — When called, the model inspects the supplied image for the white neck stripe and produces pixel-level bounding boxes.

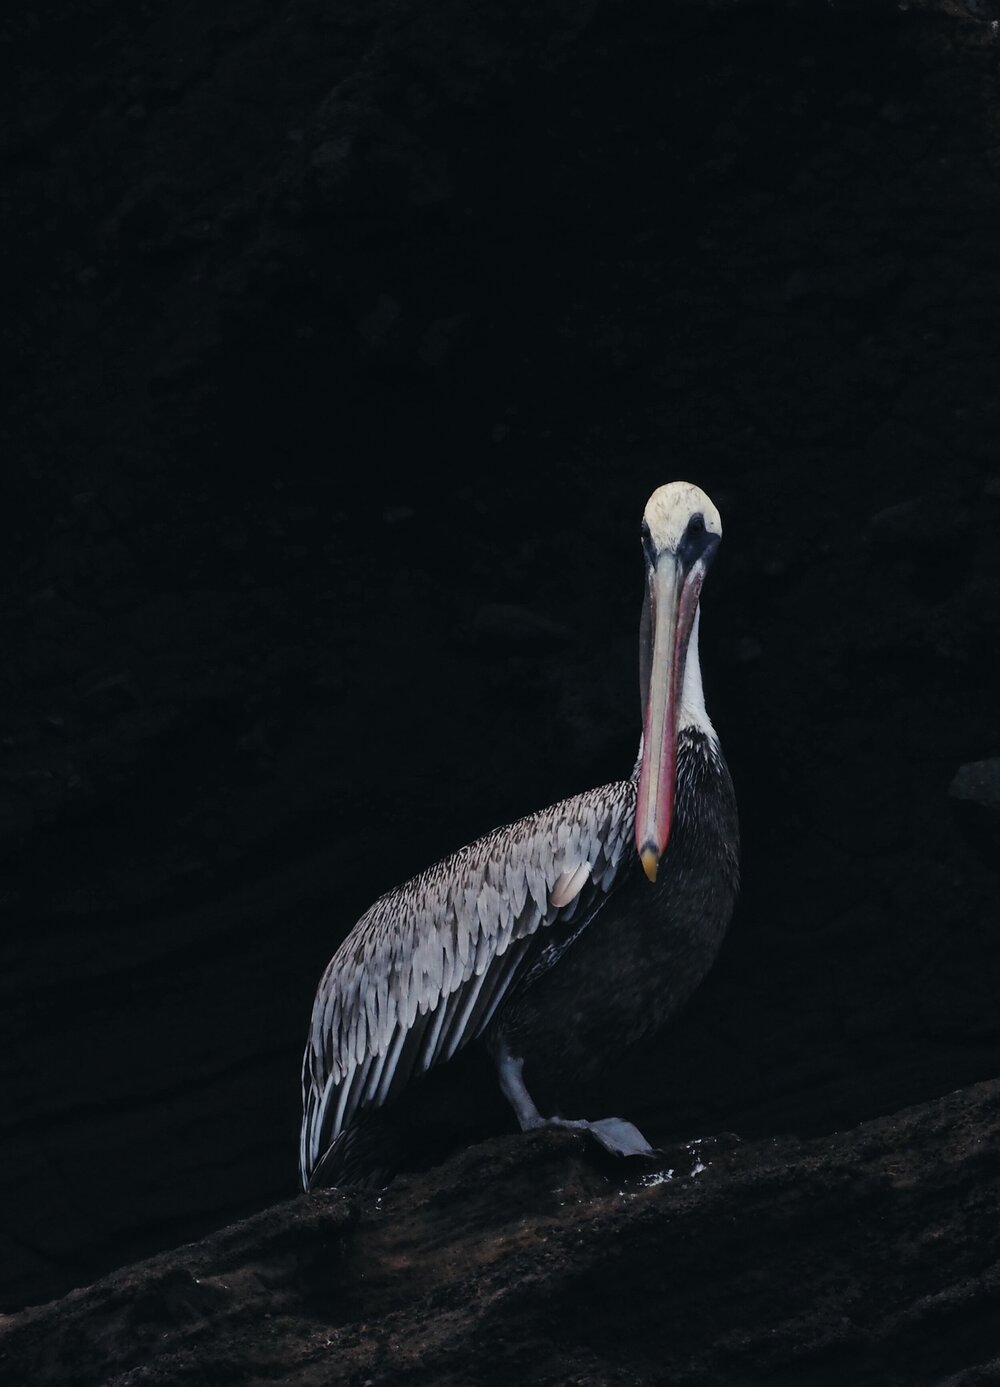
[633,605,717,774]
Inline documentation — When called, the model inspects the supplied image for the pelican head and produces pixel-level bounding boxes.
[636,481,723,882]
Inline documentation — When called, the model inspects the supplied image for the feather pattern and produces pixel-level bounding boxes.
[300,779,635,1188]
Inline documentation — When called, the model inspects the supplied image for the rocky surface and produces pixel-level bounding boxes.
[3,1082,1000,1385]
[1,0,1000,1377]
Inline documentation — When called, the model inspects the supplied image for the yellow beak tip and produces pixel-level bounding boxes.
[640,848,659,883]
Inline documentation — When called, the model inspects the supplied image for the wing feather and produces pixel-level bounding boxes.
[300,778,635,1188]
[342,1052,375,1131]
[441,967,490,1063]
[419,992,452,1074]
[375,1019,409,1107]
[363,1043,391,1103]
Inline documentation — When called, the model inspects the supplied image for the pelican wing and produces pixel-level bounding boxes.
[300,780,635,1187]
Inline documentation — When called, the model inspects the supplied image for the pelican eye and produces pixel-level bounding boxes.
[640,520,657,567]
[678,511,716,567]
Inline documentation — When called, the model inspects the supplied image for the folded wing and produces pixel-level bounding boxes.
[300,780,635,1188]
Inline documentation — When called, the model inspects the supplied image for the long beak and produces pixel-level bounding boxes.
[636,556,702,882]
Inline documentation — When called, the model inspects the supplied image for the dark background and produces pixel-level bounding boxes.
[2,0,999,1313]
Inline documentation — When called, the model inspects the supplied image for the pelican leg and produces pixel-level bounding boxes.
[495,1045,657,1159]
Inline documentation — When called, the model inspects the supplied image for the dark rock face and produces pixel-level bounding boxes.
[3,1083,1000,1385]
[1,0,1000,1377]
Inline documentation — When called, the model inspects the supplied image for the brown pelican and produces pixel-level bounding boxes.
[300,481,739,1189]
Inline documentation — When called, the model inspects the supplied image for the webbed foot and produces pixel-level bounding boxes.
[582,1116,658,1159]
[540,1114,658,1158]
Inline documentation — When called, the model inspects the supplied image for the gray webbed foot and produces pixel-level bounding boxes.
[580,1116,658,1159]
[542,1115,658,1158]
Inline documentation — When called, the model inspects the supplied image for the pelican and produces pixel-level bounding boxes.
[300,481,739,1188]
